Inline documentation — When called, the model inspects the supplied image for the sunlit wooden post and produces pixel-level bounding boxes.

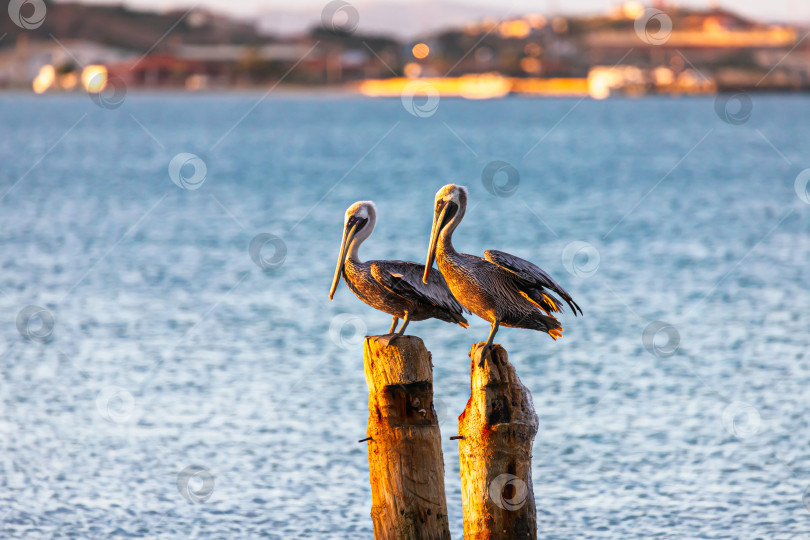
[362,336,451,540]
[456,343,538,539]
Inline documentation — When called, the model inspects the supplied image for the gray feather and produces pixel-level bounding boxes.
[484,249,582,315]
[372,261,468,316]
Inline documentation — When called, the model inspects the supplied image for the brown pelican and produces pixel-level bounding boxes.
[423,184,581,354]
[329,201,469,346]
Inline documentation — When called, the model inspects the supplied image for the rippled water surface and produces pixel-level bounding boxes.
[1,93,809,538]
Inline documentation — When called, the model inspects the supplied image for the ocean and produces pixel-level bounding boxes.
[1,92,809,538]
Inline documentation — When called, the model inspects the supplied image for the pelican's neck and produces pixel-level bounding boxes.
[346,217,374,265]
[347,235,364,263]
[438,213,462,258]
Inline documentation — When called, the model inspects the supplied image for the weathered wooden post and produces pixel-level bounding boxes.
[363,335,452,540]
[456,343,539,539]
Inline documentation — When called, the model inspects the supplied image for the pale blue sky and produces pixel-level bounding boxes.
[62,0,810,25]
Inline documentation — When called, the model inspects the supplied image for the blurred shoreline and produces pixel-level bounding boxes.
[2,88,807,100]
[2,1,810,99]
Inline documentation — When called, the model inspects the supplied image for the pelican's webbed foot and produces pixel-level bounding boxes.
[477,319,500,366]
[376,312,410,348]
[375,334,399,347]
[477,344,495,367]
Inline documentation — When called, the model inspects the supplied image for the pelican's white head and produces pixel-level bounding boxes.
[434,184,468,207]
[344,200,376,227]
[343,200,377,247]
[329,201,377,300]
[424,184,468,283]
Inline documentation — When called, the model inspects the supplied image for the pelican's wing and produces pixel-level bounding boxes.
[485,249,582,315]
[371,261,468,316]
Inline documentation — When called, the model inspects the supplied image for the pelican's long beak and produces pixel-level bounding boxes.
[329,221,357,300]
[423,202,447,284]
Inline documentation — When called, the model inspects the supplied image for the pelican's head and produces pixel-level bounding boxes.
[423,184,468,283]
[329,201,377,300]
[343,200,376,227]
[434,184,468,211]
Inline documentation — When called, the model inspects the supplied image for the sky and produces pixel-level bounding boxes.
[61,0,810,29]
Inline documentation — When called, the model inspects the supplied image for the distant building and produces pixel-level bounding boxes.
[1,1,807,94]
[0,36,134,88]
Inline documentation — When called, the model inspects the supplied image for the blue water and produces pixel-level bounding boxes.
[1,93,809,538]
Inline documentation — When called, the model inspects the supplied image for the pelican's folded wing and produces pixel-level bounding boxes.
[485,249,582,315]
[371,261,468,316]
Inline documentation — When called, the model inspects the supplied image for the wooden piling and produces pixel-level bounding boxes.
[457,343,539,539]
[363,336,452,540]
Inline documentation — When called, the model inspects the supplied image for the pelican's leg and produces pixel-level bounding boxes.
[387,316,399,335]
[480,319,500,365]
[377,311,409,347]
[397,312,411,336]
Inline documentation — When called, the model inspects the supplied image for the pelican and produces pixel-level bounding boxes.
[423,184,581,355]
[329,201,469,346]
